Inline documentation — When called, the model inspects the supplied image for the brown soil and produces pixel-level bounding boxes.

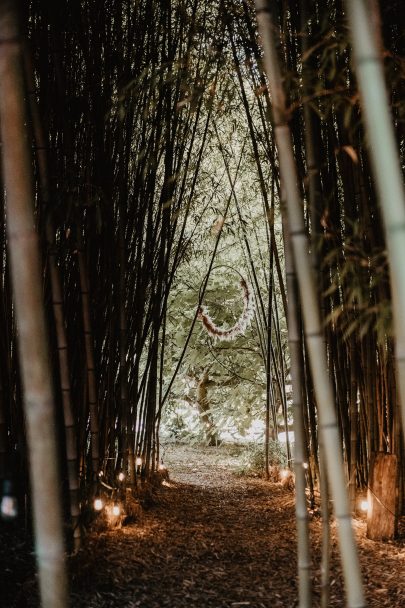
[2,443,405,607]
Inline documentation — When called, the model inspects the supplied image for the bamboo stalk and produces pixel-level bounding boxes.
[349,336,358,511]
[346,0,405,449]
[319,440,331,608]
[23,45,81,550]
[77,230,100,480]
[0,375,7,480]
[0,2,68,607]
[47,230,81,547]
[280,205,312,606]
[254,2,365,606]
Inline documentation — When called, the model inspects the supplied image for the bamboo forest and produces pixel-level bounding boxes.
[1,0,405,606]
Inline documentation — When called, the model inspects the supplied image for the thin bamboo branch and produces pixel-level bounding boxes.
[77,229,100,479]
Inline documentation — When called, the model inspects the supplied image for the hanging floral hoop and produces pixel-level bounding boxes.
[197,273,255,342]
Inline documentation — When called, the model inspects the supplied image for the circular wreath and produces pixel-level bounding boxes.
[197,275,255,341]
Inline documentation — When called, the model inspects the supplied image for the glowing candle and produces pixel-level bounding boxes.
[1,495,18,520]
[360,500,369,512]
[94,498,104,511]
[0,481,18,521]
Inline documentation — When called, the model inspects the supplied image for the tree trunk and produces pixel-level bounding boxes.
[367,452,397,540]
[197,370,218,446]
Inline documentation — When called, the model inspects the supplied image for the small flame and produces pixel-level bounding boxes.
[94,498,104,511]
[1,496,18,520]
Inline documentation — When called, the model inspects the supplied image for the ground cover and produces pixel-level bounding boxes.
[1,443,404,607]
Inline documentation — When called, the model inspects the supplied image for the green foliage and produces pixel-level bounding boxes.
[161,108,286,440]
[162,402,206,443]
[235,440,288,477]
[267,439,288,468]
[321,229,392,343]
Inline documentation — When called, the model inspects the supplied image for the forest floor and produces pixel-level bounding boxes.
[1,443,405,607]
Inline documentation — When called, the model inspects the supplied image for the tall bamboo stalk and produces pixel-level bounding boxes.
[280,205,312,606]
[0,376,6,480]
[23,46,81,549]
[47,229,81,547]
[254,2,365,606]
[0,2,68,607]
[77,229,100,480]
[346,0,405,448]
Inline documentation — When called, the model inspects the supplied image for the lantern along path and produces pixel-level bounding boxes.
[4,444,404,607]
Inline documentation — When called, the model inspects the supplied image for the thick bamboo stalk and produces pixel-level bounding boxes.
[280,208,312,606]
[346,0,405,449]
[319,440,331,608]
[0,2,68,607]
[23,46,81,550]
[254,2,365,606]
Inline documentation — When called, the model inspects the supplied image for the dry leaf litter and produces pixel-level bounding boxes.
[1,443,404,607]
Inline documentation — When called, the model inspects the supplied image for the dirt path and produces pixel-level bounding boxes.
[69,444,405,608]
[4,444,404,607]
[71,444,299,608]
